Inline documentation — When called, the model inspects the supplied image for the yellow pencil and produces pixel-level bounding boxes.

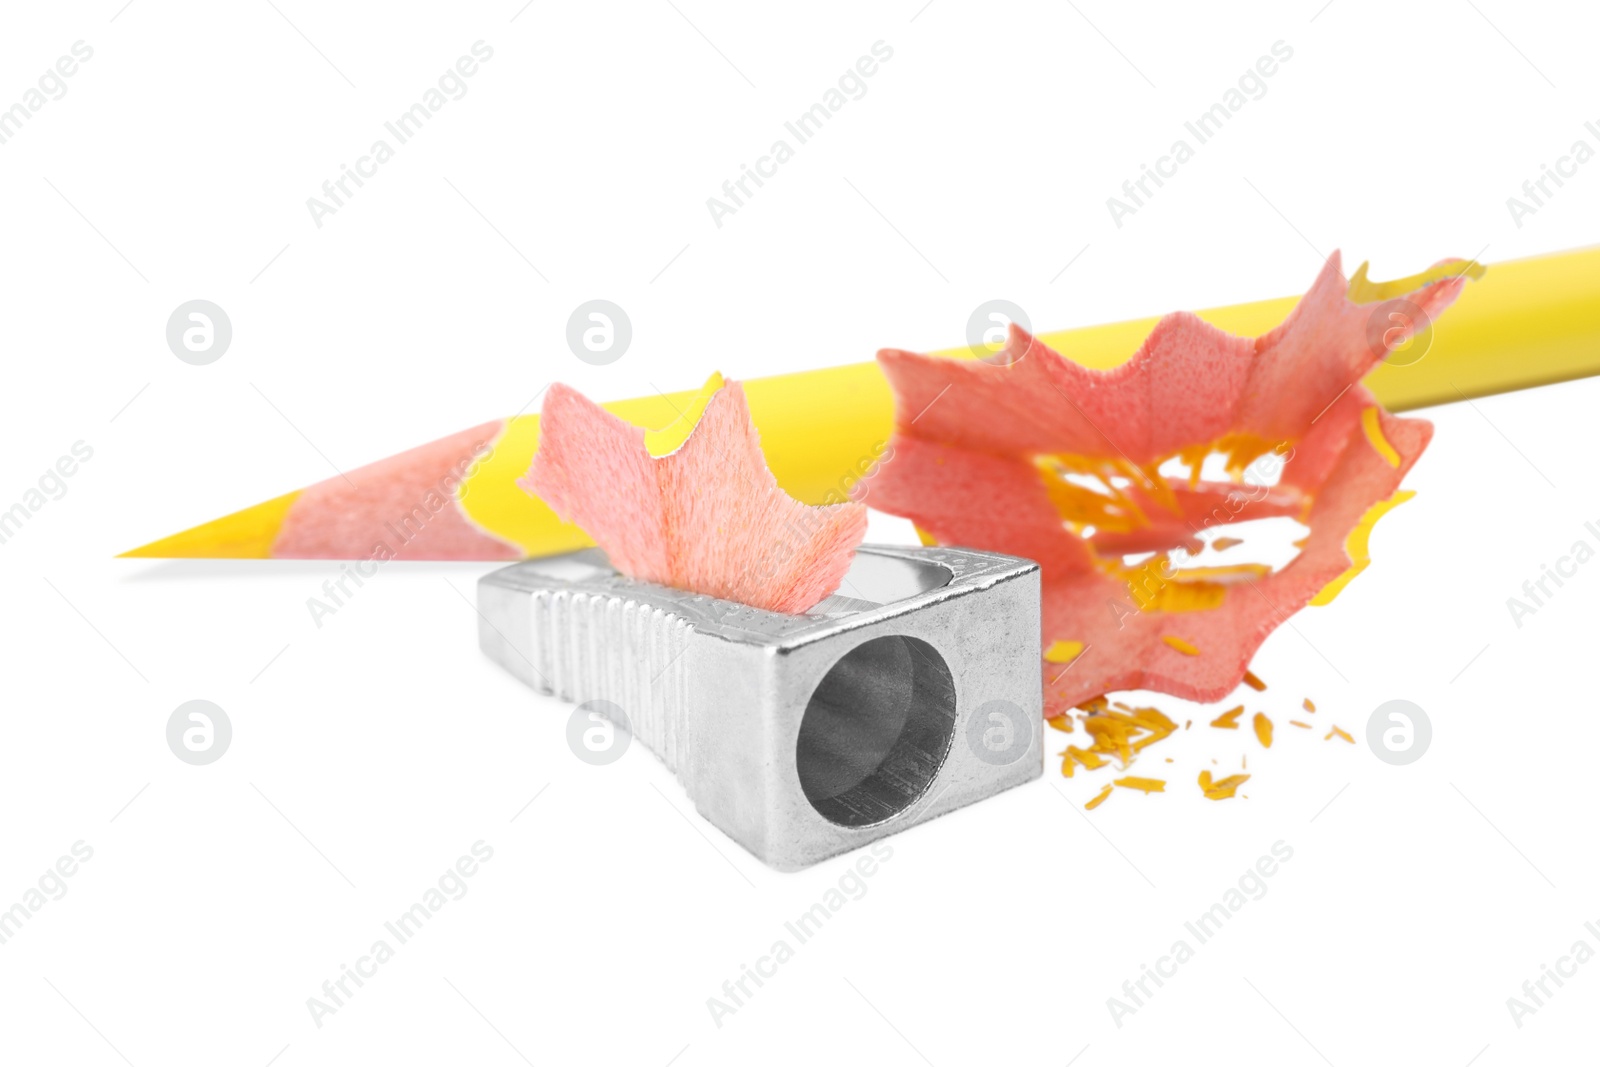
[122,247,1600,561]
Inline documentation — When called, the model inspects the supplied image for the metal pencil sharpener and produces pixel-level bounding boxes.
[477,544,1042,870]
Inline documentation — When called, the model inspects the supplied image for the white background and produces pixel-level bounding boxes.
[2,1,1598,1064]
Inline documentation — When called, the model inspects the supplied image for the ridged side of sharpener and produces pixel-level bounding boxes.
[527,588,692,773]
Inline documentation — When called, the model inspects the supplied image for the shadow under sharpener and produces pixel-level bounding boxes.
[476,544,1042,871]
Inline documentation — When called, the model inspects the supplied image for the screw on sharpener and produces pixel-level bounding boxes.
[476,544,1042,870]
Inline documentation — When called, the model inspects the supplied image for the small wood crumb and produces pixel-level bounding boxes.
[1044,639,1083,664]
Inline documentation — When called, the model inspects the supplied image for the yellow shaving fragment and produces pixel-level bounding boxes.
[1346,258,1486,304]
[1033,454,1158,533]
[1070,746,1106,771]
[913,525,939,547]
[1033,440,1294,539]
[1210,705,1244,729]
[1303,698,1316,713]
[1361,406,1402,468]
[1086,784,1114,810]
[1120,559,1272,614]
[1114,776,1166,794]
[1173,434,1283,483]
[1162,635,1200,656]
[1170,564,1272,584]
[1290,720,1312,729]
[1045,639,1084,664]
[1242,670,1266,691]
[1309,489,1417,606]
[1084,717,1135,768]
[643,372,725,456]
[1128,707,1177,751]
[1203,774,1250,800]
[1253,712,1273,748]
[1326,725,1355,744]
[1212,537,1243,551]
[1046,714,1073,734]
[1075,708,1175,774]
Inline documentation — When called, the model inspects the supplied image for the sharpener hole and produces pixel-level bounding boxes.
[796,636,957,828]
